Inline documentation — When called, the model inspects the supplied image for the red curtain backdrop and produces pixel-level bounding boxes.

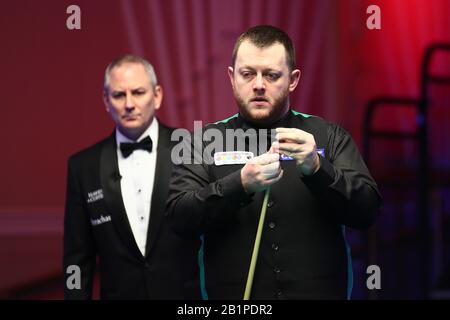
[0,0,449,210]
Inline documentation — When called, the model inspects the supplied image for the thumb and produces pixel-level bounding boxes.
[268,141,279,154]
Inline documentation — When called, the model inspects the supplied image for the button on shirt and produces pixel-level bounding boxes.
[116,119,159,257]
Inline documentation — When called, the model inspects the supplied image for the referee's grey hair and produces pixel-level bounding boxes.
[103,55,158,93]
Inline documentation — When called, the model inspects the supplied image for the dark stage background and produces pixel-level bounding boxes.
[0,0,449,299]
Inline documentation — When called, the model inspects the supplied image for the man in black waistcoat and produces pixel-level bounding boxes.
[166,26,382,300]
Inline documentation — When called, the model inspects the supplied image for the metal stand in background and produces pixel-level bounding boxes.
[363,43,450,300]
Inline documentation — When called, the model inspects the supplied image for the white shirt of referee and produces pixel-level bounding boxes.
[116,118,159,256]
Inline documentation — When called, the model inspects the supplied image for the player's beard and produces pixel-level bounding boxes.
[234,87,290,127]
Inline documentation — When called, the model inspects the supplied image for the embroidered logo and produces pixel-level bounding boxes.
[87,189,103,203]
[317,148,325,157]
[90,215,111,226]
[280,148,325,161]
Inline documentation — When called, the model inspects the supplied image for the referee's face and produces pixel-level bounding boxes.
[228,40,300,126]
[104,63,162,140]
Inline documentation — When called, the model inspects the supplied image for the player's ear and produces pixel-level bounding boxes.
[103,90,110,113]
[289,69,301,92]
[153,85,163,111]
[228,66,235,89]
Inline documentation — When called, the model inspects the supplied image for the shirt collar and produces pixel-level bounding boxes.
[237,108,294,130]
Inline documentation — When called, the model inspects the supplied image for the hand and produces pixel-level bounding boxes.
[240,148,283,194]
[274,127,320,176]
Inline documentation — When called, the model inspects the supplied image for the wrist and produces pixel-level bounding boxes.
[240,168,250,194]
[298,154,321,176]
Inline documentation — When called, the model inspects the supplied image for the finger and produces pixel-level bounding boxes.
[275,127,308,134]
[275,127,295,132]
[276,131,307,144]
[278,142,303,154]
[276,127,310,135]
[252,152,279,165]
[261,161,280,178]
[268,141,280,154]
[261,169,284,186]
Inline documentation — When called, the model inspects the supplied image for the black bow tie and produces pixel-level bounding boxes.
[120,136,153,158]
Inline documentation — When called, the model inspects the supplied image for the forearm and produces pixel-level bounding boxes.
[166,165,252,236]
[303,156,381,229]
[63,162,96,299]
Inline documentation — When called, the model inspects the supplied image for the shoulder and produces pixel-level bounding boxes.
[205,113,240,131]
[68,134,114,167]
[158,121,178,135]
[290,109,348,136]
[290,109,331,128]
[157,121,182,148]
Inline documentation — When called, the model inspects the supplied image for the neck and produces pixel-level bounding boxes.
[242,106,290,129]
[118,119,153,141]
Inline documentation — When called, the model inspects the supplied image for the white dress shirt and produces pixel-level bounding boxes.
[116,118,159,257]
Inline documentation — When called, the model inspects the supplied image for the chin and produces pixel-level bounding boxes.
[249,105,273,118]
[241,111,272,126]
[121,121,142,129]
[119,124,142,135]
[250,112,270,122]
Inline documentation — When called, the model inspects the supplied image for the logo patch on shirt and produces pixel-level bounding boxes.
[317,148,325,157]
[87,189,104,203]
[90,215,111,226]
[279,154,294,161]
[280,148,325,161]
[214,151,254,166]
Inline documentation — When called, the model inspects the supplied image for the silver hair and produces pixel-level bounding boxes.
[103,55,158,93]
